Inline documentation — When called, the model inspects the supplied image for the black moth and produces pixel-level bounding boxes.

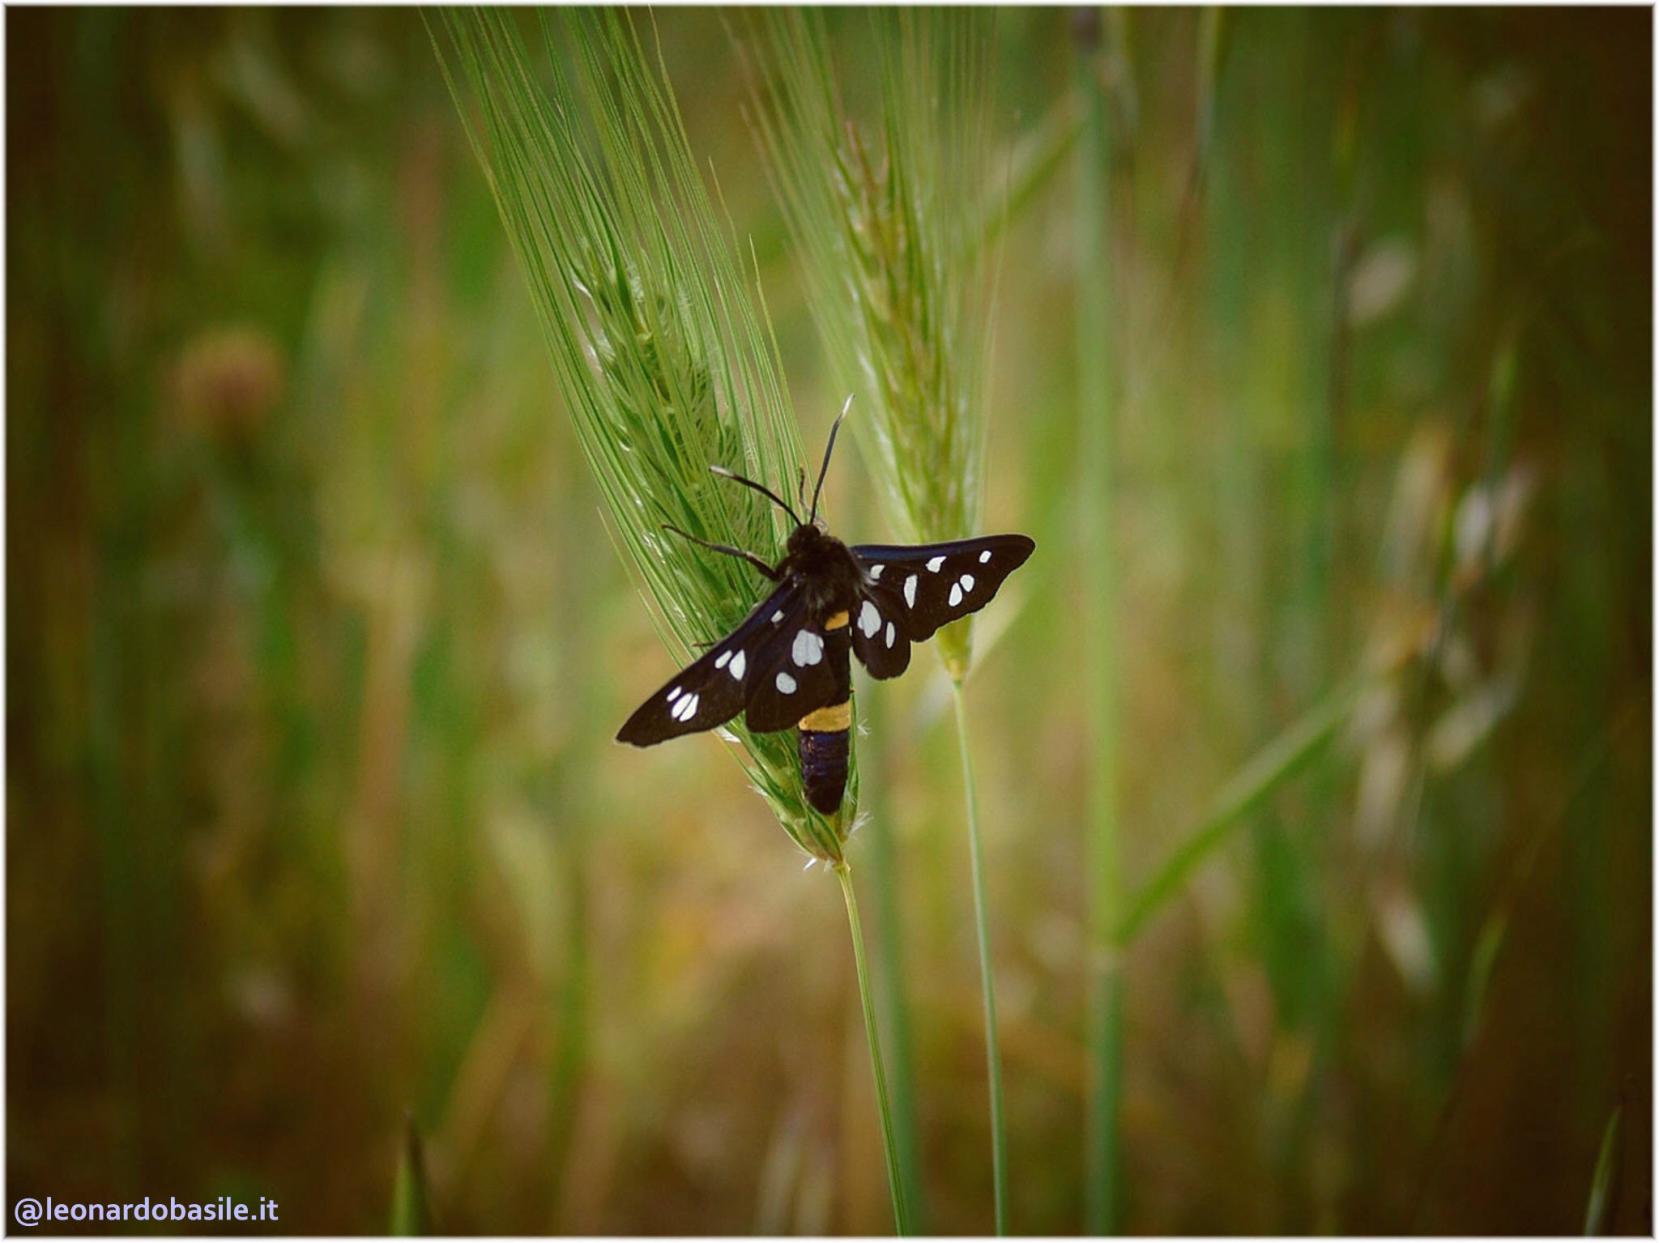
[617,409,1035,815]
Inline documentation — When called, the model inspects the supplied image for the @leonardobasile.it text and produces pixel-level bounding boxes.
[12,1195,280,1228]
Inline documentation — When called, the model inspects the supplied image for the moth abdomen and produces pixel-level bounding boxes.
[798,700,851,815]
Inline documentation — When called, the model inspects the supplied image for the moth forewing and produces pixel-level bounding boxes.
[743,613,851,733]
[615,580,800,747]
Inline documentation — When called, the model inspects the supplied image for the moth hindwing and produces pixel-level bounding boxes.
[848,534,1036,677]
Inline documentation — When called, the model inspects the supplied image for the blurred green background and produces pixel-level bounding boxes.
[6,7,1650,1234]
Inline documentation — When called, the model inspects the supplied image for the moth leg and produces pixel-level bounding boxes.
[661,524,781,581]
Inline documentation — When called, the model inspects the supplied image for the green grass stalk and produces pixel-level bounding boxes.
[951,682,1009,1233]
[861,692,931,1230]
[835,861,914,1235]
[1072,9,1123,1233]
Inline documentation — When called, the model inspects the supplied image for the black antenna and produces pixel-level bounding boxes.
[809,395,853,524]
[708,465,802,526]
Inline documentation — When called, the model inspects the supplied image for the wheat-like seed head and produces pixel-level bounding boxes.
[743,9,997,679]
[435,9,855,860]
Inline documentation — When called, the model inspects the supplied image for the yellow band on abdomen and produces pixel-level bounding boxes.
[799,701,851,732]
[823,610,850,631]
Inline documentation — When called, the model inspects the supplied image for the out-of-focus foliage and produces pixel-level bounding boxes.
[6,8,1650,1235]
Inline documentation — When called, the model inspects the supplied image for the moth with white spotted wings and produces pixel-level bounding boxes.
[617,409,1034,814]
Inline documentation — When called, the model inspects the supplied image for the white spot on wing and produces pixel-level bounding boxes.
[959,573,975,594]
[859,601,881,637]
[771,609,784,623]
[729,650,746,680]
[714,651,731,669]
[776,671,797,694]
[671,693,700,722]
[949,582,963,607]
[904,574,918,608]
[979,549,993,564]
[667,686,682,702]
[884,621,895,647]
[793,630,824,666]
[926,555,945,573]
[868,564,884,580]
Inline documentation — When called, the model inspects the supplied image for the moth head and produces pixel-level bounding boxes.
[787,521,830,556]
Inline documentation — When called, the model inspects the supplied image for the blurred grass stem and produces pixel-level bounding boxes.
[835,861,913,1235]
[966,97,1082,267]
[1073,8,1123,1232]
[390,1115,436,1235]
[951,681,1009,1233]
[1581,1101,1623,1233]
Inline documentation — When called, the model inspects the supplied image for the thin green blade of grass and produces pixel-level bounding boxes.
[1582,1102,1623,1234]
[390,1115,436,1235]
[1114,678,1361,948]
